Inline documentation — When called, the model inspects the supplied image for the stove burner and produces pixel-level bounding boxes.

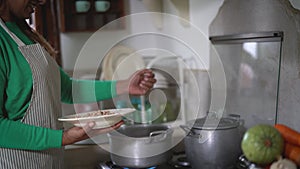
[176,157,190,167]
[123,167,156,169]
[97,152,191,169]
[97,161,157,169]
[169,152,191,168]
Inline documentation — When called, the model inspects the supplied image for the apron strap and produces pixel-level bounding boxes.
[0,19,25,47]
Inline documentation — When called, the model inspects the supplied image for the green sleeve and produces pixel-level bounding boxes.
[0,53,63,150]
[0,118,63,150]
[60,68,117,104]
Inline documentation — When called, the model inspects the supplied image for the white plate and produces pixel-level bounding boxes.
[101,45,145,80]
[58,108,136,129]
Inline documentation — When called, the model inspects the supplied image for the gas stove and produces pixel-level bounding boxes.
[97,152,191,169]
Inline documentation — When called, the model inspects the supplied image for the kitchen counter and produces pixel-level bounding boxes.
[64,144,111,169]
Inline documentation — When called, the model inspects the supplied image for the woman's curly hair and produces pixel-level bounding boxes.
[18,20,58,58]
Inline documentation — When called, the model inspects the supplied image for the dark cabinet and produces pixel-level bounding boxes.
[58,0,125,32]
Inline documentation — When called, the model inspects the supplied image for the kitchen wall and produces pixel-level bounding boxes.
[60,0,300,125]
[210,0,300,130]
[60,0,224,71]
[60,1,300,168]
[60,0,224,119]
[60,0,299,71]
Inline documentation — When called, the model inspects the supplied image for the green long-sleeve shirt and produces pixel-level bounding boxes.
[0,22,116,150]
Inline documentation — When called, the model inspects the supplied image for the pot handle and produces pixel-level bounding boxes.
[147,130,167,144]
[228,114,245,126]
[180,125,196,135]
[180,125,191,133]
[180,125,209,143]
[228,114,240,122]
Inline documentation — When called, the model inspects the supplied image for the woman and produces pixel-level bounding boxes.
[0,0,156,168]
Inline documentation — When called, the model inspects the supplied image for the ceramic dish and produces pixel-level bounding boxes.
[58,108,136,129]
[101,45,145,80]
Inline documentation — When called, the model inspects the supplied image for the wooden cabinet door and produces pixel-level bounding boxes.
[58,0,125,32]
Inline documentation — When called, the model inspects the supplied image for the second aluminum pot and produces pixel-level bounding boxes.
[107,124,174,168]
[181,113,244,169]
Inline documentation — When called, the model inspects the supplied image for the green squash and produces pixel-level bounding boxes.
[241,124,284,165]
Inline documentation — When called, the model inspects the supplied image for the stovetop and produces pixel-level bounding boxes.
[97,152,191,169]
[97,161,190,169]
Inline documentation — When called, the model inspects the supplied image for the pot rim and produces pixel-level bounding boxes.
[185,113,240,130]
[107,124,174,141]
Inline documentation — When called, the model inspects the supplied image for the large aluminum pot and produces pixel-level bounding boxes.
[180,113,244,169]
[107,124,174,168]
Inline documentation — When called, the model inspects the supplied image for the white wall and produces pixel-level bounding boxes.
[60,0,299,71]
[60,0,224,71]
[60,30,130,71]
[127,0,224,69]
[164,0,224,69]
[59,0,300,122]
[60,32,92,71]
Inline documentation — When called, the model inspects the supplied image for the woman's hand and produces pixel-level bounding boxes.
[116,69,156,95]
[62,120,124,146]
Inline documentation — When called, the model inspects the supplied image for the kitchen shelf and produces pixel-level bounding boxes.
[58,0,125,32]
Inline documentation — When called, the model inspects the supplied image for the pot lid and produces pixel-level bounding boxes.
[187,114,240,130]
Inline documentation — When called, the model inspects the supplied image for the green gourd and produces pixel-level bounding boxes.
[241,124,284,165]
